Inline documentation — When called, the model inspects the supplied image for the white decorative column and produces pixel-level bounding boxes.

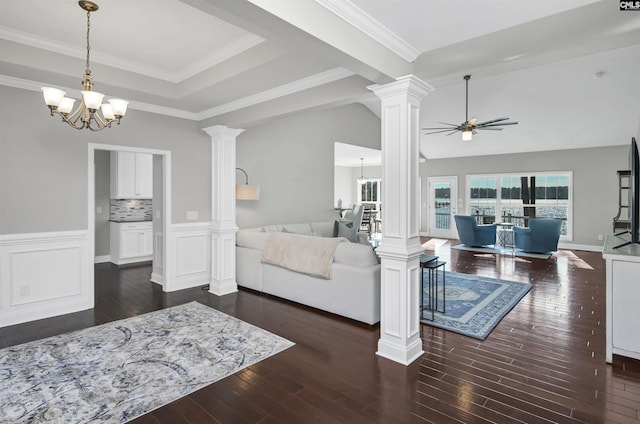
[370,76,434,365]
[202,125,244,296]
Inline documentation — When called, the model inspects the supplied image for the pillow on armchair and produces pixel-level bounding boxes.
[333,220,357,242]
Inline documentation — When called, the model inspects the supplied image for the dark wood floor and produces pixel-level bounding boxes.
[2,239,640,423]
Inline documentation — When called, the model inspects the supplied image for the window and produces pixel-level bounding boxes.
[358,178,382,211]
[467,172,572,240]
[469,176,498,225]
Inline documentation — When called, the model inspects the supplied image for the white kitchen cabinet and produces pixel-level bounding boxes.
[110,221,153,265]
[602,234,640,363]
[110,151,153,199]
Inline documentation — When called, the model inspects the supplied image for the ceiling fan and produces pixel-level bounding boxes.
[422,75,518,141]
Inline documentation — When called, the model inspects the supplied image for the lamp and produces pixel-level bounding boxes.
[41,1,129,131]
[462,129,473,141]
[236,168,260,200]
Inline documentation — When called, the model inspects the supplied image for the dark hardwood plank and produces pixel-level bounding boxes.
[2,241,640,423]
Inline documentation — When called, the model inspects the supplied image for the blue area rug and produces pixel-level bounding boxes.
[0,302,294,423]
[421,271,532,339]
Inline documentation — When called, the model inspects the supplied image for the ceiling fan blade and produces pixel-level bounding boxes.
[437,121,461,127]
[476,127,503,131]
[475,117,510,126]
[478,121,518,128]
[468,117,478,126]
[446,129,460,136]
[423,128,461,135]
[423,127,460,132]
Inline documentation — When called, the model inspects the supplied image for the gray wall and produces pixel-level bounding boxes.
[0,85,211,235]
[236,103,381,228]
[419,145,628,246]
[334,165,354,208]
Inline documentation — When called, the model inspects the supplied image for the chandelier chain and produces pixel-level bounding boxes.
[85,9,91,75]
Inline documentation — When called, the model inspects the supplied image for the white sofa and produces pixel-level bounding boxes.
[235,221,381,324]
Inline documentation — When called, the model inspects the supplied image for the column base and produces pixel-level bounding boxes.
[376,337,424,366]
[208,280,238,296]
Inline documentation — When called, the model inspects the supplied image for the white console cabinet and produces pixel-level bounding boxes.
[110,151,153,199]
[603,234,640,363]
[110,221,153,265]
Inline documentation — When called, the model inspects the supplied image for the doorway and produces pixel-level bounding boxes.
[88,144,172,292]
[428,176,458,239]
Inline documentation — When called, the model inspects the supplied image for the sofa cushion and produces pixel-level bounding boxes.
[236,230,270,250]
[334,242,378,267]
[261,225,280,233]
[310,221,334,237]
[280,222,313,236]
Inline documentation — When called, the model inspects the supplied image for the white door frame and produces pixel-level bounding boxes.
[427,176,458,239]
[88,143,172,291]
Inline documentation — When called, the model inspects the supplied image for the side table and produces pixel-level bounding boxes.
[420,254,446,322]
[497,222,515,255]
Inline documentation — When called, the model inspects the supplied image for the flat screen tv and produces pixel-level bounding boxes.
[614,137,640,248]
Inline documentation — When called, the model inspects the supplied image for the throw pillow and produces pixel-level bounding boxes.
[333,219,357,242]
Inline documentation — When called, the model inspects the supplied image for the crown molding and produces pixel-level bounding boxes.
[313,0,419,63]
[0,74,199,120]
[0,26,264,84]
[195,67,355,120]
[1,68,356,122]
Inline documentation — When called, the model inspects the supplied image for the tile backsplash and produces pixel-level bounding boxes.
[110,199,153,221]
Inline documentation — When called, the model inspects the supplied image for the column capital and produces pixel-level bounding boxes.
[369,75,434,101]
[202,125,245,139]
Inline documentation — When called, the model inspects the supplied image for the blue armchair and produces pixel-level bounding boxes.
[454,215,497,247]
[513,218,562,254]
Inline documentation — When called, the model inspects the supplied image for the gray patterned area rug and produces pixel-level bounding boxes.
[0,302,294,423]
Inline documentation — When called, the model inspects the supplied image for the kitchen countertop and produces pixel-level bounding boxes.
[109,219,153,223]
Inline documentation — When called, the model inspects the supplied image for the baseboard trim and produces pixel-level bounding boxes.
[94,255,111,263]
[558,242,602,252]
[150,272,164,287]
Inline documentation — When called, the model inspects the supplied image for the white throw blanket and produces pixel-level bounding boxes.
[261,232,346,279]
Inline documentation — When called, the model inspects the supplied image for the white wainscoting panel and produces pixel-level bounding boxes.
[151,231,164,286]
[166,223,212,292]
[0,231,92,327]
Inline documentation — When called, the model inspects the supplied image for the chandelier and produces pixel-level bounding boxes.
[41,1,128,131]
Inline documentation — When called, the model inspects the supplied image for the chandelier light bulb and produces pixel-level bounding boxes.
[82,90,105,110]
[58,97,76,114]
[101,103,115,120]
[41,87,66,107]
[108,98,129,117]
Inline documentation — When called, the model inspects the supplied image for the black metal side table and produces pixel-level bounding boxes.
[420,254,446,322]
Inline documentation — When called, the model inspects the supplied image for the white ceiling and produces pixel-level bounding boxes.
[1,0,639,164]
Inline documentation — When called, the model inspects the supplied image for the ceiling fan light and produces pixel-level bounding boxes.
[41,87,66,107]
[462,130,473,141]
